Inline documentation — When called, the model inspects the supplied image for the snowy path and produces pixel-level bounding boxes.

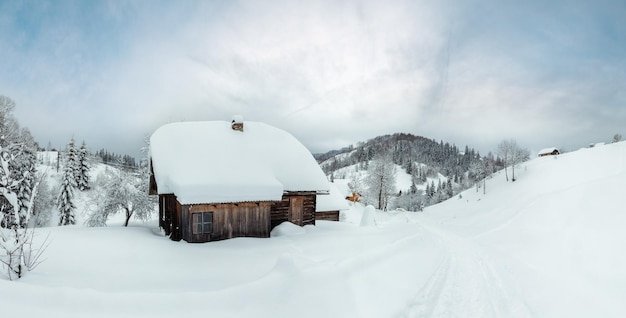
[404,221,534,318]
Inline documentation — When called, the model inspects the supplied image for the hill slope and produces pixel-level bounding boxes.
[419,141,626,317]
[1,142,624,317]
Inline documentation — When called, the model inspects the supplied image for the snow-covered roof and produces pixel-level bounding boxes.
[316,183,350,212]
[150,121,330,205]
[538,147,559,156]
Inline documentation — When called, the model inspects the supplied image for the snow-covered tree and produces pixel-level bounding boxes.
[0,98,37,229]
[11,129,37,228]
[0,96,21,147]
[469,160,486,193]
[57,155,76,226]
[446,178,453,198]
[348,170,364,199]
[613,133,622,143]
[365,151,396,210]
[497,139,513,181]
[511,146,530,182]
[86,166,155,227]
[0,96,49,279]
[32,171,55,227]
[0,141,48,280]
[76,141,90,191]
[497,139,529,182]
[66,138,79,187]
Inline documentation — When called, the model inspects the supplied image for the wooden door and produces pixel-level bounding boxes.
[289,196,304,226]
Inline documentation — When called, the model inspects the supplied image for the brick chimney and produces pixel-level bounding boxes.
[231,115,244,132]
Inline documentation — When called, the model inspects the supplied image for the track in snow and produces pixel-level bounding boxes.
[402,223,534,318]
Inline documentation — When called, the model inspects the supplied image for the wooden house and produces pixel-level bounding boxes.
[149,119,330,243]
[345,191,362,203]
[538,147,560,157]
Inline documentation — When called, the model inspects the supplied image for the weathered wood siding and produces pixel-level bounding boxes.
[171,199,183,241]
[270,192,317,229]
[149,160,158,195]
[158,194,180,240]
[159,192,321,243]
[181,202,272,243]
[315,211,340,222]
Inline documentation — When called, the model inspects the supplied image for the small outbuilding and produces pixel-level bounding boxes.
[149,119,330,243]
[538,147,560,157]
[315,183,350,221]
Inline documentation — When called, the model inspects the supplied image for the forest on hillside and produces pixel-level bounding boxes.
[315,133,520,211]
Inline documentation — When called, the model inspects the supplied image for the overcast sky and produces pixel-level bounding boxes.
[1,0,624,158]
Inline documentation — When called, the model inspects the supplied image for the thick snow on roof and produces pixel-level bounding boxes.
[150,121,329,204]
[316,183,350,212]
[538,147,559,156]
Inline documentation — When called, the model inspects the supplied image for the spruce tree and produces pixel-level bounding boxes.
[58,143,77,226]
[11,138,37,228]
[76,141,90,191]
[67,138,79,187]
[446,178,453,198]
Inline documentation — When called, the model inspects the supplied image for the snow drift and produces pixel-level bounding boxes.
[1,141,625,318]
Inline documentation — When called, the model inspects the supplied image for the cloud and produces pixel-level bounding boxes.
[1,0,625,157]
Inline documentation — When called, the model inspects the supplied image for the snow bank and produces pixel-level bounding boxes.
[316,182,349,212]
[360,205,376,226]
[4,140,625,318]
[270,221,306,237]
[421,140,626,317]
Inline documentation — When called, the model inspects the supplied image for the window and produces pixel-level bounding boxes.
[192,212,213,235]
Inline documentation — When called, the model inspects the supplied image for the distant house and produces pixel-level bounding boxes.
[315,183,350,221]
[538,147,560,157]
[345,191,362,203]
[149,119,330,243]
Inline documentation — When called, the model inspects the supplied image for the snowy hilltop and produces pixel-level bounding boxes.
[316,133,519,212]
[1,141,625,317]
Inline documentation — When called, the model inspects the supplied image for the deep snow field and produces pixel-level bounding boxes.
[1,142,625,317]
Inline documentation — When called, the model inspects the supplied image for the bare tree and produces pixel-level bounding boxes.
[365,150,396,210]
[469,160,486,193]
[0,96,21,146]
[497,139,529,182]
[614,133,622,143]
[511,146,530,182]
[497,140,513,181]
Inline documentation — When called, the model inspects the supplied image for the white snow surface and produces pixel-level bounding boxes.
[3,141,626,317]
[316,182,350,212]
[150,121,329,204]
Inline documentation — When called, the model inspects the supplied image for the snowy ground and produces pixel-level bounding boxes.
[2,142,625,317]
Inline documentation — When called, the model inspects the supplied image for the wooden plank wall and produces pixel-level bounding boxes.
[270,192,317,229]
[183,202,272,242]
[158,194,178,237]
[171,199,183,241]
[315,211,340,222]
[148,160,158,195]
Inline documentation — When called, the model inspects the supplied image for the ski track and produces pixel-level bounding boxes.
[403,223,534,318]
